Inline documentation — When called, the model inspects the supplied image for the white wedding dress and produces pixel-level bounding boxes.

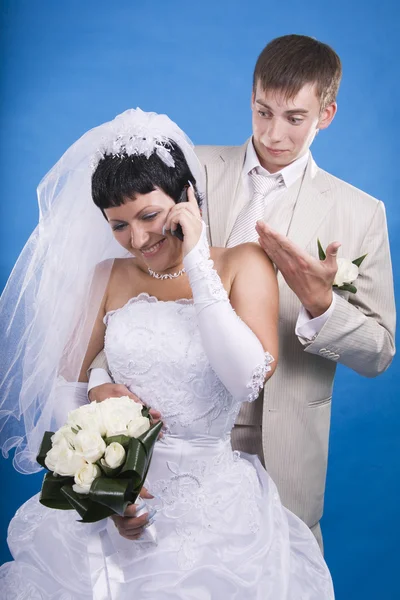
[1,290,334,599]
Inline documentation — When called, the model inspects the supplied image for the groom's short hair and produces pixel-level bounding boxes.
[253,34,342,110]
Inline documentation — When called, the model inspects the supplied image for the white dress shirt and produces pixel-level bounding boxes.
[243,140,309,203]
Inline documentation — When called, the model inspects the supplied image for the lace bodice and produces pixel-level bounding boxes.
[104,293,241,440]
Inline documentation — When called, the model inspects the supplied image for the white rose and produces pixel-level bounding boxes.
[45,439,86,476]
[333,258,359,287]
[73,463,101,495]
[103,396,144,416]
[74,429,106,463]
[99,396,144,438]
[103,412,130,438]
[127,416,150,439]
[44,436,69,471]
[51,425,76,449]
[101,442,126,469]
[67,402,106,436]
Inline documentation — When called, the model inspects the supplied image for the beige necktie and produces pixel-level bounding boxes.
[227,172,285,247]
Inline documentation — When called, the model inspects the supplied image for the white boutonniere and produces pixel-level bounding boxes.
[318,240,367,294]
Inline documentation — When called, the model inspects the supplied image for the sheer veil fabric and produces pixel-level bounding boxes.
[0,108,205,474]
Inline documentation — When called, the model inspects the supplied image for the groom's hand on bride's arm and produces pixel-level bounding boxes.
[256,221,341,318]
[88,383,162,424]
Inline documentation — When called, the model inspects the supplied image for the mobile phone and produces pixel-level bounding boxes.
[171,185,189,241]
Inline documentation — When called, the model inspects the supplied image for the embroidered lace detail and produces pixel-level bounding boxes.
[184,224,228,303]
[196,255,229,302]
[0,565,49,600]
[151,441,261,570]
[104,294,239,436]
[104,293,193,325]
[0,563,78,600]
[246,351,275,402]
[7,495,47,546]
[4,494,91,598]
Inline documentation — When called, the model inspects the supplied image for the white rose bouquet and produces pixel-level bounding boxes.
[318,240,367,294]
[37,397,162,522]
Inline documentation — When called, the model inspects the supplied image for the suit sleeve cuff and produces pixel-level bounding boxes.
[295,294,336,341]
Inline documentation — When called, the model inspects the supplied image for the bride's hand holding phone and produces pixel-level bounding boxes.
[164,182,203,256]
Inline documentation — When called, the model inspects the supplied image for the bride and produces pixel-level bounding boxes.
[0,108,334,599]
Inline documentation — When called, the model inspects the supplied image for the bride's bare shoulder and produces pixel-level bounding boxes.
[97,257,141,292]
[112,256,136,272]
[211,243,272,271]
[211,244,274,293]
[111,257,147,282]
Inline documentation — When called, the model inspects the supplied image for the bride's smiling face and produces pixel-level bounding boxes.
[105,188,183,272]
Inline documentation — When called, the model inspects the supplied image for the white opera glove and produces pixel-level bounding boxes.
[51,377,89,430]
[87,368,113,395]
[183,224,274,403]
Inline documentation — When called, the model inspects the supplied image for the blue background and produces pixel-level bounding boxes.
[1,1,399,598]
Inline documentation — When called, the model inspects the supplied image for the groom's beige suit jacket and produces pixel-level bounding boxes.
[194,142,396,529]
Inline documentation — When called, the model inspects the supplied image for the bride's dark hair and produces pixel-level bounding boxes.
[91,140,202,215]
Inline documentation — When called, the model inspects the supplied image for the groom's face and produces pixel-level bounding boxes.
[251,82,336,173]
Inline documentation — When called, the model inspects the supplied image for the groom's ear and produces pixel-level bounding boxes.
[318,102,337,131]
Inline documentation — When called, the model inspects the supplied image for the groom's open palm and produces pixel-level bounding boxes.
[256,221,341,318]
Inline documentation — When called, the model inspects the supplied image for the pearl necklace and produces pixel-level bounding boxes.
[147,267,186,280]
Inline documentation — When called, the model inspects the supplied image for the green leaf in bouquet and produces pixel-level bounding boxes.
[88,476,135,518]
[141,405,150,419]
[120,438,148,488]
[36,431,55,469]
[104,434,131,448]
[121,420,164,487]
[61,483,117,522]
[352,253,367,268]
[138,419,163,448]
[334,283,358,293]
[39,472,75,510]
[98,461,122,477]
[317,239,326,261]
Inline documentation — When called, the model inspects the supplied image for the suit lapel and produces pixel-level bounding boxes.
[223,174,248,246]
[206,149,334,253]
[286,156,334,252]
[206,142,248,247]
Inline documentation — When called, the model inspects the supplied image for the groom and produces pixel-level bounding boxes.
[88,35,396,548]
